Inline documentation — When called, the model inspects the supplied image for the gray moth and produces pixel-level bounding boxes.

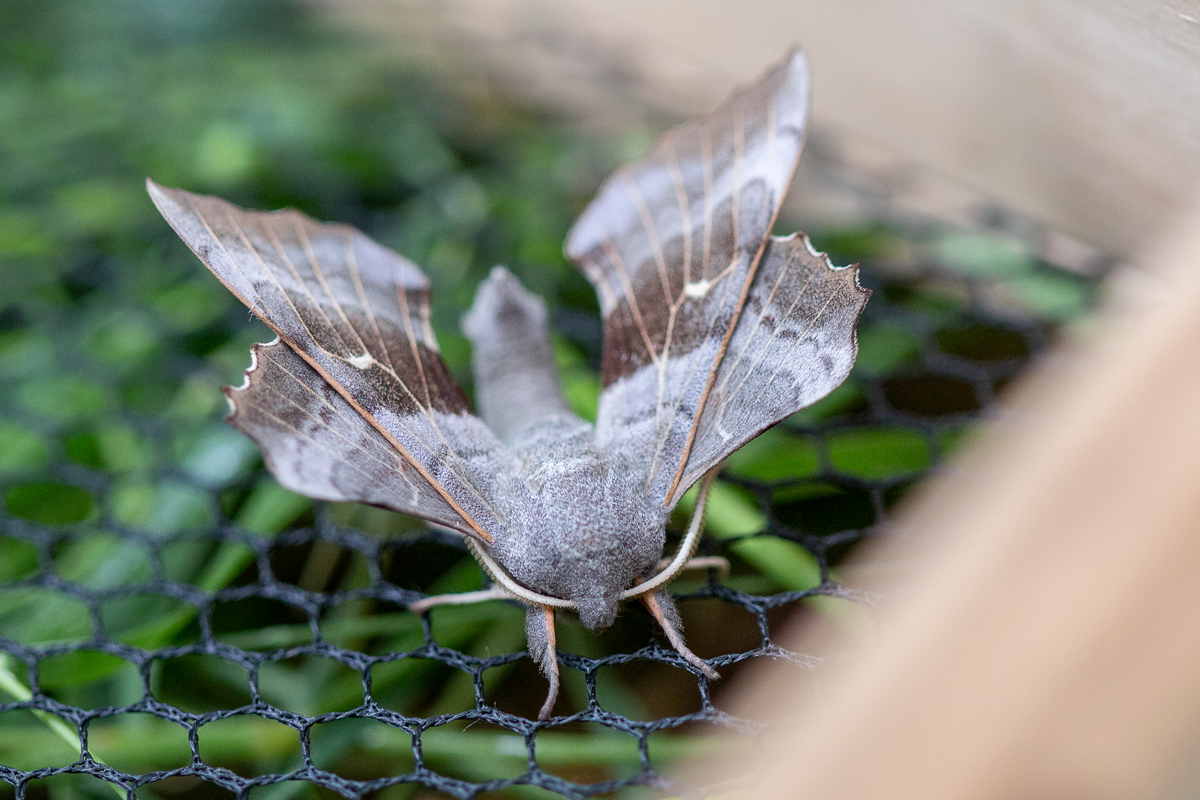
[147,49,869,720]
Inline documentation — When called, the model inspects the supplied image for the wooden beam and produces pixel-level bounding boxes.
[327,0,1200,255]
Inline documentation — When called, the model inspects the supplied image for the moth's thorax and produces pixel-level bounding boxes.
[487,427,667,632]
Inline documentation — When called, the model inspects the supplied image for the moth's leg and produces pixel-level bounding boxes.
[642,590,720,680]
[525,605,560,720]
[462,267,579,445]
[655,555,731,579]
[408,585,513,614]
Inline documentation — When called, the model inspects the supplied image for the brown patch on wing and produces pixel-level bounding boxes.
[148,180,509,541]
[673,235,870,505]
[565,51,811,504]
[225,340,489,533]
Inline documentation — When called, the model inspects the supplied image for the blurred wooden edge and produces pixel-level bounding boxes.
[319,0,1200,258]
[679,204,1200,799]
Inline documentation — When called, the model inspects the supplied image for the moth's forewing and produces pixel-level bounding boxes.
[675,235,868,495]
[225,339,499,530]
[564,51,817,507]
[147,180,512,541]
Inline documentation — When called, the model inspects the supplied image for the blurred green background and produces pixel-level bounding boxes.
[0,1,1097,798]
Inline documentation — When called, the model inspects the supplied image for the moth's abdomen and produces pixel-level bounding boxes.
[463,267,581,446]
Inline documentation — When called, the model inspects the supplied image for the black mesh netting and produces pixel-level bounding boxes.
[0,3,1110,798]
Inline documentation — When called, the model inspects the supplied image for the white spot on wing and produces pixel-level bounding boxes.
[348,352,376,369]
[684,279,712,298]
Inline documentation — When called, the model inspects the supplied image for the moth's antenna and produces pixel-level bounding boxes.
[464,536,574,608]
[619,467,717,600]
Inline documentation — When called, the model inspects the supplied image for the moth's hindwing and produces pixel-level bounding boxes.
[675,234,869,496]
[147,180,513,541]
[226,338,502,531]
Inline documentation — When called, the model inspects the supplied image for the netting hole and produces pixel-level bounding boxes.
[137,775,230,800]
[258,655,364,716]
[535,720,642,785]
[0,534,39,581]
[309,717,417,780]
[935,322,1030,362]
[87,711,192,773]
[0,422,49,478]
[4,481,97,525]
[269,540,356,593]
[428,599,527,660]
[53,534,152,589]
[0,708,78,771]
[673,597,761,662]
[159,539,257,586]
[320,599,424,655]
[99,593,200,646]
[769,482,877,537]
[0,587,92,645]
[827,426,933,479]
[853,321,924,376]
[421,719,527,781]
[594,660,702,721]
[197,715,301,778]
[151,654,252,713]
[108,480,217,535]
[370,658,474,718]
[483,657,587,720]
[379,542,475,594]
[36,650,142,710]
[211,597,312,650]
[25,773,118,800]
[882,374,981,416]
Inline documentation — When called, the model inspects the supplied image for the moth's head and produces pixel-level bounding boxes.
[572,585,621,633]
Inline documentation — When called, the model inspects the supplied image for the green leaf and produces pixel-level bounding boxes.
[828,427,931,479]
[0,423,47,475]
[723,428,820,481]
[728,537,820,592]
[936,232,1033,277]
[235,478,312,535]
[5,481,96,524]
[854,322,922,375]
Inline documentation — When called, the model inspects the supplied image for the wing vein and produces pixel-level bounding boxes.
[602,238,658,364]
[342,233,398,375]
[292,217,373,358]
[664,139,693,289]
[623,175,673,306]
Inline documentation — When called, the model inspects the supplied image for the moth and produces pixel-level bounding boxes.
[148,49,868,719]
